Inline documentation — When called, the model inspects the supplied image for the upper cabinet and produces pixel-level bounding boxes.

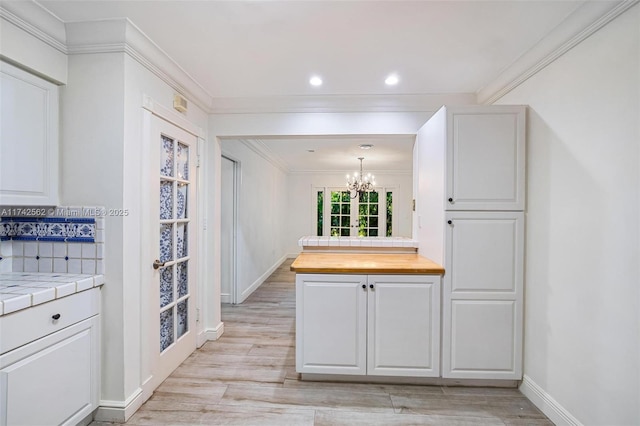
[1,61,59,206]
[417,105,526,212]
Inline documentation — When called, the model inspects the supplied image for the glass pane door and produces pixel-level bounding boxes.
[159,136,191,352]
[325,189,389,237]
[150,115,197,390]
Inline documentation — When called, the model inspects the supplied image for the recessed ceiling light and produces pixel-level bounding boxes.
[309,76,323,86]
[385,74,399,85]
[307,149,315,153]
[359,144,374,150]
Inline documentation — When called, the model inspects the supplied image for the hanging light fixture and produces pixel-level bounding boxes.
[346,157,376,198]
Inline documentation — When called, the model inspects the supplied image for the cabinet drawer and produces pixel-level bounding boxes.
[0,288,100,354]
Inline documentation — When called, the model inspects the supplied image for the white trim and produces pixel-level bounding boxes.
[238,254,289,303]
[142,95,205,138]
[95,387,144,423]
[238,139,290,173]
[197,322,225,345]
[478,0,640,104]
[0,5,67,54]
[289,169,412,176]
[65,18,213,112]
[519,375,583,426]
[210,93,477,114]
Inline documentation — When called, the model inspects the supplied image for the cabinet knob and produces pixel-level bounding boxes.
[447,220,452,225]
[448,198,453,203]
[362,284,366,289]
[369,284,374,289]
[52,313,61,320]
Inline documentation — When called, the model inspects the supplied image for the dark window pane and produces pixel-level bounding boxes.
[331,204,339,214]
[370,204,378,215]
[341,204,350,214]
[341,216,350,227]
[341,228,350,236]
[387,192,393,237]
[331,192,340,202]
[331,216,339,226]
[317,191,323,236]
[360,217,369,227]
[370,217,378,227]
[359,204,368,215]
[360,192,369,203]
[370,229,378,236]
[370,191,378,203]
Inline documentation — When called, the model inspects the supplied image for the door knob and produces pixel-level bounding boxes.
[153,259,166,270]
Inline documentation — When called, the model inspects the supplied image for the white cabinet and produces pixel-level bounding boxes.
[442,212,524,379]
[445,106,525,211]
[296,274,440,377]
[414,105,526,381]
[0,61,59,206]
[0,289,100,426]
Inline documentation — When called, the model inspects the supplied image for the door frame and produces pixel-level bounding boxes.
[221,154,240,304]
[140,95,206,402]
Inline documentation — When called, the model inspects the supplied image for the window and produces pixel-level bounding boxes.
[315,187,394,237]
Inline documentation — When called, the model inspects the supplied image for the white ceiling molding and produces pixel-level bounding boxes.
[238,139,291,173]
[477,0,639,104]
[0,3,67,54]
[65,18,214,113]
[289,169,412,176]
[210,93,477,114]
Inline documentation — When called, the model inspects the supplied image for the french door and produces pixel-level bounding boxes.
[149,116,197,387]
[324,188,389,237]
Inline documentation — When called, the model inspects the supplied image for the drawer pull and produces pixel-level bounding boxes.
[52,314,61,320]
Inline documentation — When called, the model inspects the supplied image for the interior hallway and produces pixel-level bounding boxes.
[93,259,551,425]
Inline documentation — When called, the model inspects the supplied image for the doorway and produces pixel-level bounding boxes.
[221,155,238,304]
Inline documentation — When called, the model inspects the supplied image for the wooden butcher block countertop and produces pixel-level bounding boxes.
[290,253,444,275]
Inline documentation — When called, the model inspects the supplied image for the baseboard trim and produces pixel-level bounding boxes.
[198,322,224,344]
[238,254,289,303]
[301,373,518,387]
[95,386,144,423]
[519,375,583,426]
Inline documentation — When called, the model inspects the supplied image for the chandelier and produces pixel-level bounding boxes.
[346,157,376,198]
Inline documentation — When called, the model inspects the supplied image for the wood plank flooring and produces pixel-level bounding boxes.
[92,259,552,425]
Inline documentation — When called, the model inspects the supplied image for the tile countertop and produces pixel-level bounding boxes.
[298,236,419,248]
[0,273,105,316]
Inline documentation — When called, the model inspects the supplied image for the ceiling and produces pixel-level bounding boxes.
[33,0,589,172]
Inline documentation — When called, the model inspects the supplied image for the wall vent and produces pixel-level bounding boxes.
[173,94,188,113]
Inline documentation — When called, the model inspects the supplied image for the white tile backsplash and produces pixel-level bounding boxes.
[68,243,82,258]
[24,242,38,257]
[53,244,67,258]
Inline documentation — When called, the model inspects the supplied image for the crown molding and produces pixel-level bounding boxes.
[478,0,640,104]
[238,139,291,174]
[65,18,214,113]
[209,93,476,114]
[289,169,412,176]
[0,3,67,54]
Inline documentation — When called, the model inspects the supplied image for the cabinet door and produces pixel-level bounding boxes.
[0,61,59,206]
[367,275,440,377]
[445,105,525,211]
[442,211,524,379]
[0,316,100,426]
[296,274,367,375]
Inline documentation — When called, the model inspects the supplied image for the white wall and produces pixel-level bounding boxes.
[220,140,289,302]
[60,49,209,418]
[286,171,413,252]
[495,5,639,425]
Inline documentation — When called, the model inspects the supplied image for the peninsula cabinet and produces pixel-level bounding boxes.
[296,273,440,377]
[0,60,59,206]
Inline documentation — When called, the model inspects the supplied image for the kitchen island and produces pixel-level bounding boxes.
[291,251,445,380]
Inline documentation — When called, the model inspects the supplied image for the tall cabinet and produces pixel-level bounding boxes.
[414,105,526,380]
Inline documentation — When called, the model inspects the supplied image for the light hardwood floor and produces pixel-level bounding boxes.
[93,259,552,425]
